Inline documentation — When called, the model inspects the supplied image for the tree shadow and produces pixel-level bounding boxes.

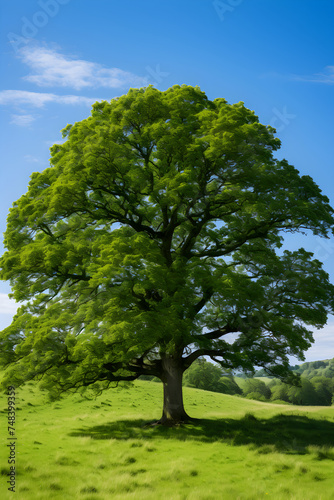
[69,413,334,455]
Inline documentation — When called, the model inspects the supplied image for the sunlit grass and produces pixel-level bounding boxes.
[1,380,334,499]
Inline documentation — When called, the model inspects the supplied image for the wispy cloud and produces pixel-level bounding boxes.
[24,154,41,163]
[290,65,334,85]
[19,45,148,90]
[265,66,334,85]
[0,90,100,108]
[0,43,151,127]
[10,113,37,127]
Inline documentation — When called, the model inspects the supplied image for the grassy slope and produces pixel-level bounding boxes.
[1,380,334,500]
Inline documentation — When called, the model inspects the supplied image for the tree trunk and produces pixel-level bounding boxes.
[158,354,192,425]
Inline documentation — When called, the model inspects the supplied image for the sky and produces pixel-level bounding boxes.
[0,0,333,363]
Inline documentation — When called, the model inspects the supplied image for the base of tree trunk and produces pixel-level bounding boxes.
[155,414,200,427]
[143,415,200,428]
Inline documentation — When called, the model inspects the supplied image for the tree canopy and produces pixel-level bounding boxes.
[1,84,334,424]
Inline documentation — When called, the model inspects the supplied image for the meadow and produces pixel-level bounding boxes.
[1,380,334,499]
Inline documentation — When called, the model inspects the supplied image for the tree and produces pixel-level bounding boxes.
[287,378,320,406]
[242,378,271,400]
[323,359,334,379]
[269,381,290,403]
[183,358,241,395]
[219,376,242,396]
[310,376,334,406]
[183,358,224,391]
[1,85,334,425]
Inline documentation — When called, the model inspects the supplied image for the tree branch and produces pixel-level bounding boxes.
[192,288,214,317]
[103,356,162,378]
[192,323,239,342]
[191,218,286,258]
[202,327,236,340]
[183,348,229,369]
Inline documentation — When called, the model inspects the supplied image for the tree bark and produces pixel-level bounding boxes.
[158,354,192,425]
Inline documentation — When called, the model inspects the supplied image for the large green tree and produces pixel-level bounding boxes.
[1,85,334,424]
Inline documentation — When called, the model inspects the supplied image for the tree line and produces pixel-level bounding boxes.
[145,358,334,406]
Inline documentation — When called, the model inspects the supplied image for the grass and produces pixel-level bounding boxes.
[1,380,334,499]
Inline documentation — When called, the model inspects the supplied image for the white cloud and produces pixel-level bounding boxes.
[0,44,150,127]
[0,90,100,108]
[19,45,149,90]
[0,293,18,315]
[24,154,41,163]
[291,66,334,85]
[10,113,36,127]
[303,321,334,362]
[265,66,334,85]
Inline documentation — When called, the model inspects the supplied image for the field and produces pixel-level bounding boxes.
[1,380,334,499]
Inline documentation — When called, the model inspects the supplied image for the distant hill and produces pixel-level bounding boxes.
[255,358,334,380]
[180,358,334,406]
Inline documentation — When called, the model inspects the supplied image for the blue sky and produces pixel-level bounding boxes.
[0,0,333,362]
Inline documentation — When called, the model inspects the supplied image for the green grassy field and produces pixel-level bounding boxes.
[1,380,334,499]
